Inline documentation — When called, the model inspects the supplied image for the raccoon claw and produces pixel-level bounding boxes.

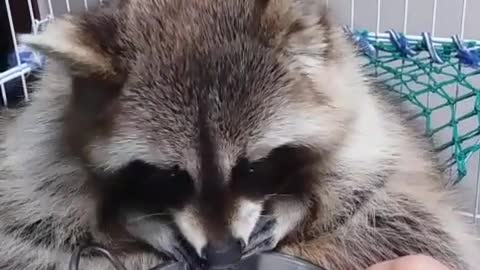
[243,218,277,258]
[243,237,276,258]
[250,217,275,237]
[170,238,206,270]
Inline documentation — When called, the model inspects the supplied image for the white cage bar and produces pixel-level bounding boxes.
[1,0,480,226]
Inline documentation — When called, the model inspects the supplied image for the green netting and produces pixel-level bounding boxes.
[351,30,480,183]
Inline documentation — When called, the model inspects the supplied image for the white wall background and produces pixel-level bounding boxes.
[39,0,479,40]
[326,0,479,40]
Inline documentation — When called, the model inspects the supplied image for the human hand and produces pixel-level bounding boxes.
[367,255,449,270]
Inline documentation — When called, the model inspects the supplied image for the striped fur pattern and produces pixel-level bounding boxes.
[0,0,478,269]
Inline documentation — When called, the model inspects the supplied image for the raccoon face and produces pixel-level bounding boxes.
[21,0,359,266]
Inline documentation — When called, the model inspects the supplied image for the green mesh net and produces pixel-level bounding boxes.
[348,29,480,183]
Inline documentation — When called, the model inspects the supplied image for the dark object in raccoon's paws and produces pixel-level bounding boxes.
[69,244,328,270]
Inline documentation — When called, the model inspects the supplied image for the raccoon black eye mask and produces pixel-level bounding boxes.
[90,147,318,270]
[95,160,195,223]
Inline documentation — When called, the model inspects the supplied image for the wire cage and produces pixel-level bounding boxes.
[327,0,480,228]
[1,0,479,231]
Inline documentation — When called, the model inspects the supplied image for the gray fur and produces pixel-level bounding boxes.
[1,0,478,269]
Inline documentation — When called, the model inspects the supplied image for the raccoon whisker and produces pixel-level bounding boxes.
[126,220,177,228]
[126,213,169,224]
[274,194,295,198]
[109,238,141,244]
[265,193,295,199]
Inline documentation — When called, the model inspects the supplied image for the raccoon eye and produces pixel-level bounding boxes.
[170,164,180,178]
[248,165,255,174]
[231,157,268,198]
[235,158,258,177]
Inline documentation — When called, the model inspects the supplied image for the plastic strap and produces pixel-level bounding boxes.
[386,29,418,57]
[452,35,480,68]
[421,32,445,64]
[342,26,377,58]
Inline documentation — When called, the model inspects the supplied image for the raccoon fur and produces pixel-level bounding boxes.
[0,0,478,269]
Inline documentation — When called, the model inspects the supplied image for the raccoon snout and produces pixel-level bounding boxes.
[201,235,244,269]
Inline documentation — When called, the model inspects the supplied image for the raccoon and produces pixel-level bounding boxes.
[0,0,478,269]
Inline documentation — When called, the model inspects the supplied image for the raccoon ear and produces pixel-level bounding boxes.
[262,0,334,62]
[18,15,121,79]
[286,0,332,56]
[288,0,328,25]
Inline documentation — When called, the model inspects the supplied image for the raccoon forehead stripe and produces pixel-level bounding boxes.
[197,101,222,187]
[195,102,236,239]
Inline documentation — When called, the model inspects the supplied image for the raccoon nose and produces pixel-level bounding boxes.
[201,235,243,269]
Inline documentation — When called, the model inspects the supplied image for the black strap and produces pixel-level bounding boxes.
[68,243,187,270]
[69,243,127,270]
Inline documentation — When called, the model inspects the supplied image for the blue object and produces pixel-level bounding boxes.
[1,45,44,106]
[387,29,418,57]
[421,32,445,64]
[6,44,44,71]
[452,35,480,69]
[343,26,377,58]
